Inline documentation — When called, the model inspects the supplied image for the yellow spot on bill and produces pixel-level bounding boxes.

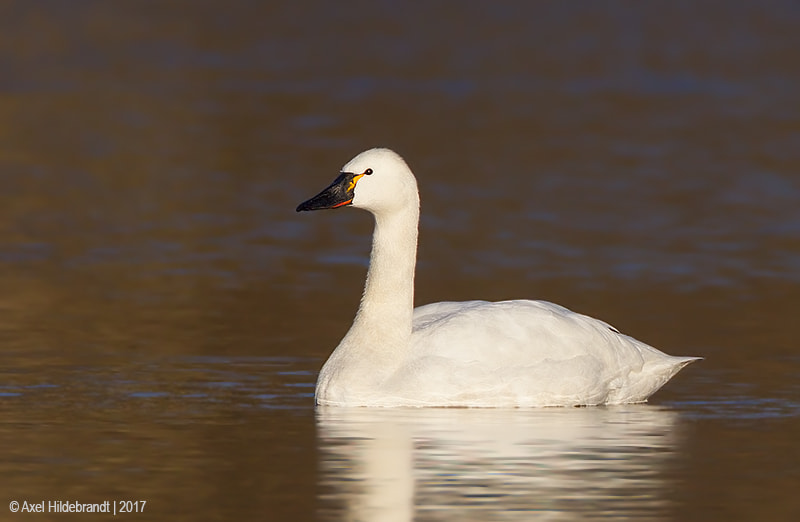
[348,173,365,192]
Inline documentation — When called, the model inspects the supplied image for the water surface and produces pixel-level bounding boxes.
[2,1,800,520]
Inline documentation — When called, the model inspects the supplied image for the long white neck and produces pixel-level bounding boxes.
[351,204,420,348]
[315,169,421,405]
[318,199,420,396]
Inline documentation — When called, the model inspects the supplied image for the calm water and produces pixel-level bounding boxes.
[2,1,800,520]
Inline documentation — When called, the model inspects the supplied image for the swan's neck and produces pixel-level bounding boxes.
[316,199,420,404]
[350,205,419,352]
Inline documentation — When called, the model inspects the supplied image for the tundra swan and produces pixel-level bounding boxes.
[297,148,700,407]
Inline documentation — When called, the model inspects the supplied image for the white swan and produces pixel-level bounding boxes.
[297,148,700,407]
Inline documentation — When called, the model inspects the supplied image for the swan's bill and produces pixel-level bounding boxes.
[296,172,366,212]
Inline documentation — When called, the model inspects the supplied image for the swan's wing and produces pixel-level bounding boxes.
[412,300,638,364]
[404,300,697,405]
[412,300,489,326]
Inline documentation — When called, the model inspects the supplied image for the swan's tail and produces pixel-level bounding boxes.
[663,355,703,378]
[646,355,703,399]
[609,355,702,404]
[673,355,704,367]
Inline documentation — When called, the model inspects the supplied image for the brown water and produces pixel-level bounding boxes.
[2,1,799,520]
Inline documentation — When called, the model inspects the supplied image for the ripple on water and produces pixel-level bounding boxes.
[667,397,800,420]
[0,356,318,416]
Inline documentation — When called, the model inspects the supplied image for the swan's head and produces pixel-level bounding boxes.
[296,148,419,215]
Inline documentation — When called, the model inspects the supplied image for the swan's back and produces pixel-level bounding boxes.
[384,300,700,407]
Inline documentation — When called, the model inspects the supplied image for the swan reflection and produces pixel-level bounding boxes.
[317,406,683,520]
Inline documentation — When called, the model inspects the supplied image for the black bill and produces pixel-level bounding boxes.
[296,172,363,212]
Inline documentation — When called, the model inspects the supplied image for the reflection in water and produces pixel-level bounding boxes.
[317,406,683,520]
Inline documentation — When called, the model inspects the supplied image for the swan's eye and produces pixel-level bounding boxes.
[364,168,373,175]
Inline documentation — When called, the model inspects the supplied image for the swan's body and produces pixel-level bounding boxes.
[297,148,700,407]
